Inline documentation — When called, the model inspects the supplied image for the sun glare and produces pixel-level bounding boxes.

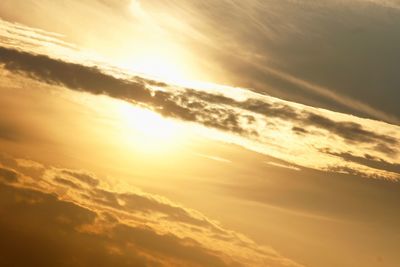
[128,52,189,82]
[116,103,185,155]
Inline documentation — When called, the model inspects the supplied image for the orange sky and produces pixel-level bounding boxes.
[0,2,400,267]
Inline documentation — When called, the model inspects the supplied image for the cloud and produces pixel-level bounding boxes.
[176,0,400,123]
[0,46,256,137]
[0,183,233,267]
[0,45,395,146]
[0,167,19,183]
[265,161,300,172]
[0,20,399,181]
[53,176,83,190]
[61,169,100,187]
[301,113,398,150]
[0,154,303,267]
[2,0,400,123]
[321,149,400,175]
[194,153,232,164]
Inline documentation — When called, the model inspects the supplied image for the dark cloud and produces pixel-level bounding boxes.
[173,0,400,123]
[3,0,399,123]
[302,113,398,151]
[0,154,303,267]
[322,149,400,175]
[0,46,397,163]
[0,46,256,137]
[373,143,398,157]
[0,182,238,267]
[181,89,298,121]
[291,126,308,135]
[0,153,230,240]
[0,47,152,101]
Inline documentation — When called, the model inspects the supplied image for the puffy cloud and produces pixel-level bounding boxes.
[0,154,303,267]
[0,183,230,267]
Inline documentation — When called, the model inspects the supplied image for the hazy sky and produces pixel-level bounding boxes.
[0,1,399,267]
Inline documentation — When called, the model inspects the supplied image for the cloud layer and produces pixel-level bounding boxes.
[0,20,399,181]
[0,153,303,267]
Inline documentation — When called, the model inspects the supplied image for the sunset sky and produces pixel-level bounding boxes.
[0,1,399,267]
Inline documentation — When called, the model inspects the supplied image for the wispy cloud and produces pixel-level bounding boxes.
[195,153,232,163]
[265,161,301,172]
[146,0,400,123]
[0,19,399,181]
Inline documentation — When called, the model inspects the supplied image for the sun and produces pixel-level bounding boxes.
[115,102,186,155]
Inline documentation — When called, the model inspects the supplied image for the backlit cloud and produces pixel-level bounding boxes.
[0,153,303,267]
[0,19,399,181]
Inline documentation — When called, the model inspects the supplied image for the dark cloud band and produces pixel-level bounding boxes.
[0,46,398,178]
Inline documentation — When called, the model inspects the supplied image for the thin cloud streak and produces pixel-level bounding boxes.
[266,161,301,172]
[195,153,232,164]
[147,0,400,123]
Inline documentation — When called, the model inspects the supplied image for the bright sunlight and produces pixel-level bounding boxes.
[116,102,186,155]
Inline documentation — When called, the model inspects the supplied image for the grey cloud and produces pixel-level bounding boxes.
[178,0,400,122]
[0,45,397,161]
[186,88,398,153]
[183,89,298,121]
[291,126,308,135]
[322,149,400,175]
[302,113,398,151]
[0,46,257,137]
[162,86,398,154]
[373,143,398,157]
[0,47,152,101]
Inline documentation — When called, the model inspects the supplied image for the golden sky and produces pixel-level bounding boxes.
[0,1,400,267]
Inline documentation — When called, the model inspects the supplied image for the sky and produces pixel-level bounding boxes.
[0,1,399,267]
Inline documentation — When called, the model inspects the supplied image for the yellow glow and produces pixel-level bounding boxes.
[122,1,194,82]
[128,51,190,82]
[116,103,185,155]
